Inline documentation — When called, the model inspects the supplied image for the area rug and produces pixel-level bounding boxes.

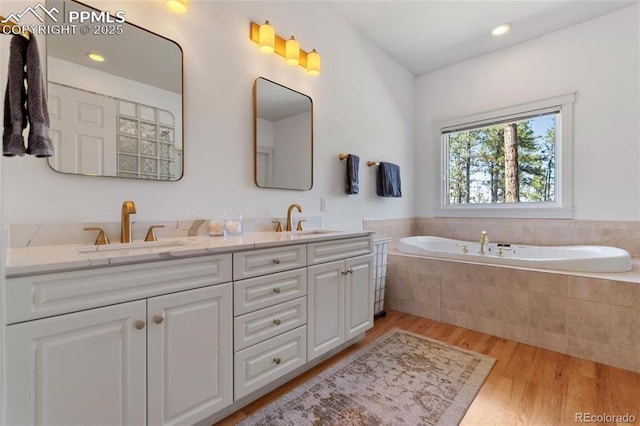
[238,328,496,425]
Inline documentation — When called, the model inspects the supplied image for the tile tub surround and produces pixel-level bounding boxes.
[386,252,640,373]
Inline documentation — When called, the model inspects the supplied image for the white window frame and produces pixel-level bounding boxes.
[434,93,575,219]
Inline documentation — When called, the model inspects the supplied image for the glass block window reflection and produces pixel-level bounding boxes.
[117,100,176,180]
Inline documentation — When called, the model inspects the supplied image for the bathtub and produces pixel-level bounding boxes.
[396,236,632,273]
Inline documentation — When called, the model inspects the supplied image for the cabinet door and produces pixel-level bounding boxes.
[4,300,147,426]
[307,260,345,361]
[345,254,374,340]
[147,283,233,426]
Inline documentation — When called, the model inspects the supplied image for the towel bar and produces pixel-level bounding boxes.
[367,161,380,167]
[0,16,30,40]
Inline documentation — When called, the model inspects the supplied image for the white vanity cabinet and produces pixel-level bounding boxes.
[4,255,233,426]
[307,237,374,362]
[3,232,375,425]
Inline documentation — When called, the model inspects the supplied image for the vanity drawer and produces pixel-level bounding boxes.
[6,254,232,324]
[233,244,306,280]
[307,236,373,265]
[234,268,307,316]
[234,297,306,351]
[234,326,306,400]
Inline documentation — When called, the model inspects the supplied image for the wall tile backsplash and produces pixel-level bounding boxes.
[7,217,322,249]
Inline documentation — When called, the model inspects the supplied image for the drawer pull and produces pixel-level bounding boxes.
[273,287,281,294]
[134,320,146,330]
[273,318,281,326]
[153,315,164,325]
[273,357,282,365]
[273,258,281,265]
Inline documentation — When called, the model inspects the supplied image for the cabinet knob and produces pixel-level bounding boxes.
[273,258,281,265]
[341,270,348,275]
[348,269,354,274]
[273,287,281,294]
[273,357,282,365]
[153,315,164,324]
[134,320,146,330]
[273,318,281,326]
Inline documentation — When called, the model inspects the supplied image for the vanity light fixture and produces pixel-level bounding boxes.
[285,36,300,65]
[86,52,105,62]
[167,0,188,13]
[491,23,512,36]
[250,21,321,76]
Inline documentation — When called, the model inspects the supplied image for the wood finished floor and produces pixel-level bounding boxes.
[216,310,640,426]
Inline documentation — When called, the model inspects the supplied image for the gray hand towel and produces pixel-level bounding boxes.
[3,35,28,156]
[345,154,359,194]
[376,162,402,197]
[3,34,53,158]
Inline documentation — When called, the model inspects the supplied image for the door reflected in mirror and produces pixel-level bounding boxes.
[254,78,313,190]
[46,0,183,180]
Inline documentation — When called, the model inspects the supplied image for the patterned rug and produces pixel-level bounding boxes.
[238,328,496,425]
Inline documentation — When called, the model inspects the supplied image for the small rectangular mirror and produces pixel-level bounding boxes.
[46,0,183,180]
[254,78,313,190]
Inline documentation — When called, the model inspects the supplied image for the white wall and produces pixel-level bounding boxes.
[415,5,640,221]
[1,0,416,231]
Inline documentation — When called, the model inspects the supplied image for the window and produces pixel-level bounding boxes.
[436,94,575,218]
[117,99,177,180]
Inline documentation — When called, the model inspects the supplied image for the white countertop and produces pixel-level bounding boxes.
[6,230,373,277]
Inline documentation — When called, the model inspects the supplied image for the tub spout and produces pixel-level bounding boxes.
[479,231,489,255]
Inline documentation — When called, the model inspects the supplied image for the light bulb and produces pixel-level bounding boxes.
[285,36,300,66]
[259,20,275,53]
[167,0,188,14]
[306,49,320,76]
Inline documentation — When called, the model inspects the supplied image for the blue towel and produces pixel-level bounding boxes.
[376,162,401,197]
[345,154,359,194]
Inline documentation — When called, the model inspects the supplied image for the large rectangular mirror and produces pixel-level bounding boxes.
[254,78,313,190]
[46,0,183,180]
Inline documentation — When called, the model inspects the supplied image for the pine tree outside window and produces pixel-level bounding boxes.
[436,94,575,218]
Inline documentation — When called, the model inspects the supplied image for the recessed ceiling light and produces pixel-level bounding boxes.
[86,52,105,62]
[491,23,512,36]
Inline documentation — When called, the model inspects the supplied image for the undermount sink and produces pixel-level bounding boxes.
[283,229,339,236]
[75,239,197,259]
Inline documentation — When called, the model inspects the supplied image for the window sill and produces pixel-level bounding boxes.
[434,206,574,219]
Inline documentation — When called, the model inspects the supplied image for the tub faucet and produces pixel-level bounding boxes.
[121,200,137,243]
[285,203,303,232]
[479,231,489,255]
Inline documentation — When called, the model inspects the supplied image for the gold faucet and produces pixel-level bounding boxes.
[479,231,489,255]
[285,203,302,232]
[121,201,137,243]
